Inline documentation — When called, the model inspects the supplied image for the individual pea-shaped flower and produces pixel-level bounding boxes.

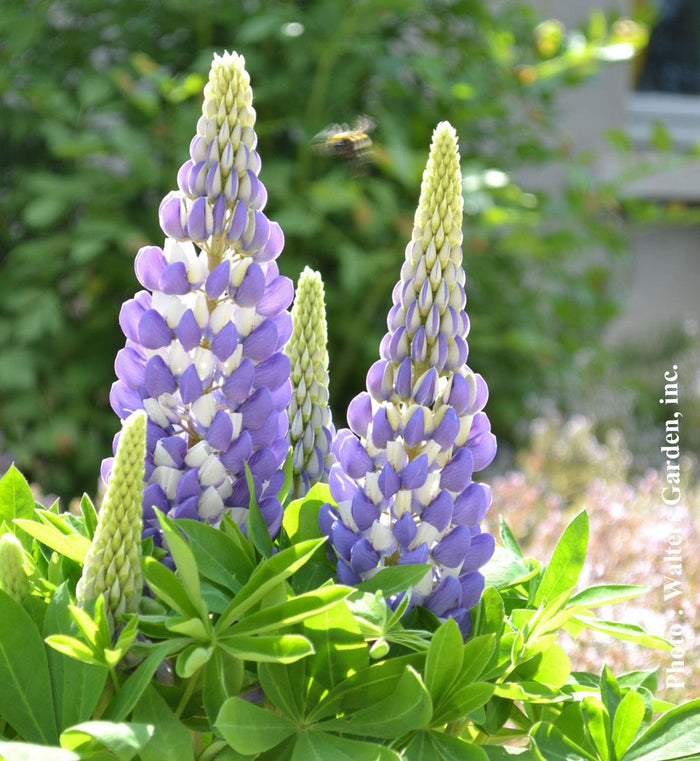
[286,267,335,498]
[108,51,293,541]
[77,410,146,627]
[321,122,497,637]
[0,533,29,603]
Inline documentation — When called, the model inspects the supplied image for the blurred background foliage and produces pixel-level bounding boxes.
[0,0,655,499]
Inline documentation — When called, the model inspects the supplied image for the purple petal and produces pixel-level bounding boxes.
[471,432,497,472]
[413,368,438,406]
[158,436,187,468]
[119,292,151,343]
[393,512,417,548]
[211,322,239,361]
[399,542,429,565]
[351,491,380,532]
[347,393,372,438]
[248,410,279,449]
[337,435,373,480]
[138,309,173,350]
[461,534,495,573]
[144,355,177,397]
[448,374,473,415]
[401,454,428,490]
[411,327,427,365]
[135,246,167,291]
[270,380,292,412]
[257,275,294,316]
[220,431,253,475]
[186,196,209,240]
[254,353,290,391]
[378,461,400,499]
[235,262,266,307]
[256,221,284,263]
[366,360,392,401]
[433,408,460,449]
[143,483,169,515]
[177,310,202,352]
[179,364,204,404]
[223,359,256,404]
[115,347,146,389]
[240,387,273,430]
[371,406,393,449]
[331,522,359,561]
[319,503,339,537]
[206,261,231,299]
[173,496,200,520]
[440,447,474,492]
[110,381,143,419]
[159,191,186,239]
[459,571,486,610]
[453,482,492,526]
[421,490,453,532]
[328,462,358,503]
[259,497,283,538]
[466,373,489,415]
[350,538,380,574]
[226,201,248,241]
[242,320,278,362]
[243,211,270,251]
[432,525,471,567]
[424,575,462,618]
[262,470,285,499]
[403,408,425,448]
[395,357,412,398]
[212,195,226,235]
[159,261,190,295]
[176,468,202,502]
[273,313,293,350]
[389,326,409,363]
[206,409,234,451]
[248,447,279,482]
[336,560,361,586]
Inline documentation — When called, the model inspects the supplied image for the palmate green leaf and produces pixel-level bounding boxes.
[78,494,98,539]
[43,584,108,730]
[568,584,648,609]
[355,564,431,596]
[220,514,257,566]
[455,634,497,686]
[0,466,35,533]
[472,586,505,640]
[203,647,245,725]
[569,616,673,650]
[493,682,568,704]
[219,634,314,663]
[155,511,207,619]
[308,653,426,723]
[278,447,294,507]
[59,721,154,761]
[44,634,102,667]
[215,539,326,632]
[483,546,537,590]
[612,690,645,760]
[229,585,353,636]
[177,519,253,592]
[623,699,700,761]
[0,590,58,744]
[581,696,611,761]
[291,730,400,761]
[13,519,90,564]
[215,697,297,755]
[499,516,524,558]
[481,747,537,760]
[0,742,80,761]
[533,510,588,607]
[175,643,214,678]
[513,642,571,688]
[431,682,494,725]
[132,685,195,761]
[258,660,307,723]
[245,463,274,559]
[302,598,368,705]
[318,666,432,739]
[424,617,463,703]
[404,731,489,761]
[530,722,598,761]
[103,640,186,721]
[283,483,331,539]
[141,557,202,619]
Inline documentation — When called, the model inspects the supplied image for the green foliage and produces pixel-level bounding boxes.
[0,0,644,499]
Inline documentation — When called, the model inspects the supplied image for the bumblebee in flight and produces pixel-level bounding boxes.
[313,115,375,172]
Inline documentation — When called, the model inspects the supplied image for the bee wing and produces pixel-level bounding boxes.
[353,114,376,134]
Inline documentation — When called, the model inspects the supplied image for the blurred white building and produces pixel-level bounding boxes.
[526,0,700,346]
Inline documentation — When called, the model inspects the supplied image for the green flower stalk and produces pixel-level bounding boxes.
[77,410,147,624]
[0,533,29,603]
[286,267,335,498]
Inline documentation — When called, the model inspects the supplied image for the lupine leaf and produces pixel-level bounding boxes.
[282,487,328,545]
[142,557,202,619]
[0,590,58,744]
[132,685,195,761]
[431,682,494,725]
[215,697,297,755]
[219,634,314,663]
[534,511,588,607]
[203,647,245,726]
[355,564,431,596]
[0,743,80,761]
[530,722,598,761]
[258,660,306,723]
[568,584,648,609]
[0,466,35,532]
[404,731,489,761]
[291,730,400,761]
[245,463,274,559]
[499,516,524,558]
[424,617,463,703]
[623,699,700,761]
[581,696,610,761]
[569,616,672,651]
[612,689,645,760]
[13,519,90,564]
[59,721,154,760]
[78,494,98,539]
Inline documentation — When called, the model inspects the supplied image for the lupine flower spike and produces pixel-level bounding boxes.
[77,410,146,625]
[0,533,29,603]
[321,122,497,636]
[109,52,293,541]
[286,267,335,498]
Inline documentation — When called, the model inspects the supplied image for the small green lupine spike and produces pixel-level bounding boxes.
[0,533,29,603]
[286,267,335,498]
[76,410,147,627]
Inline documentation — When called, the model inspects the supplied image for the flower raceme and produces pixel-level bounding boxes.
[321,122,497,635]
[286,267,335,498]
[108,52,293,541]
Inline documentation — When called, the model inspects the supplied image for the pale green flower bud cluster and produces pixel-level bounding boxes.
[77,410,147,625]
[0,533,29,603]
[286,267,335,498]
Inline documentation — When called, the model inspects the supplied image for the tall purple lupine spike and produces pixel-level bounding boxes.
[321,122,497,636]
[108,52,293,541]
